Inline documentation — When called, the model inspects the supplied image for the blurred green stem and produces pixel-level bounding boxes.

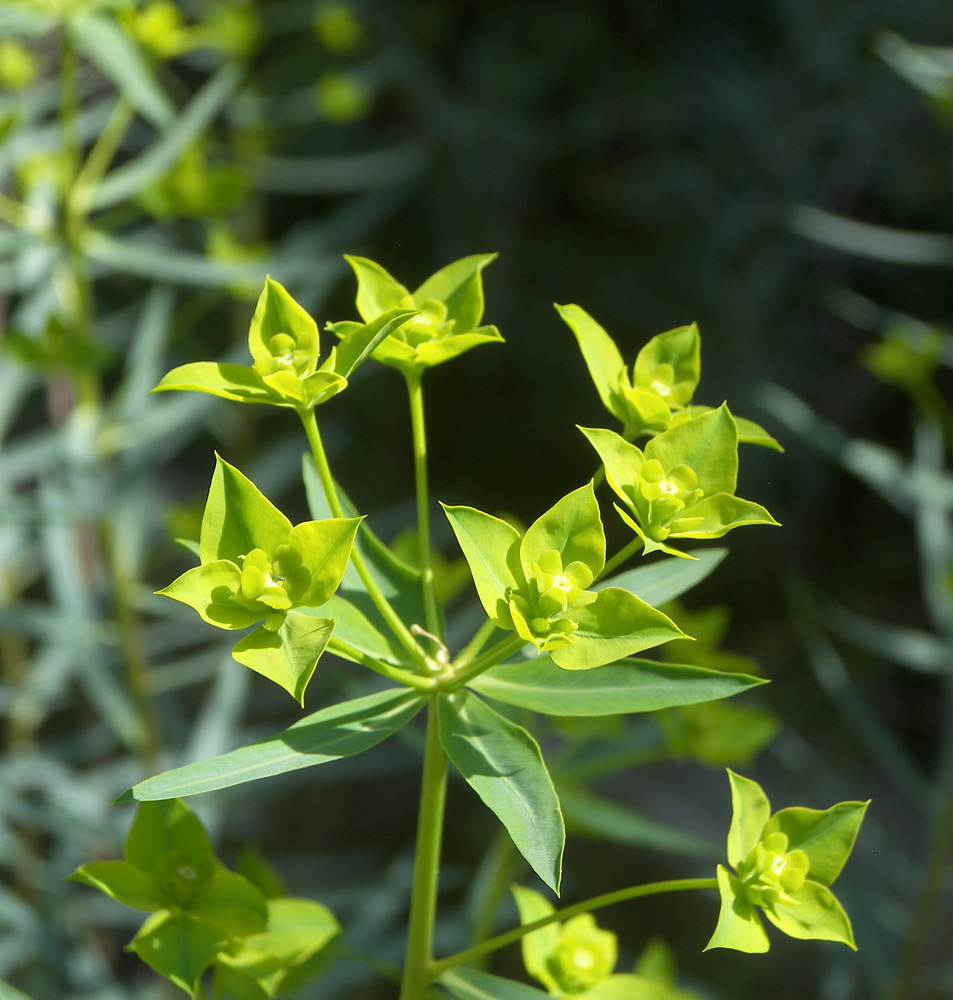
[598,536,644,581]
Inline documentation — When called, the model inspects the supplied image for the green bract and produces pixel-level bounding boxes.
[558,303,780,449]
[581,406,779,559]
[442,483,685,669]
[69,800,338,997]
[706,770,869,953]
[153,275,413,410]
[326,253,503,372]
[158,455,361,703]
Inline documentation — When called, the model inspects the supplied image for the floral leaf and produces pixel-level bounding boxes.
[125,800,215,888]
[762,801,869,887]
[442,503,523,628]
[413,253,498,332]
[668,494,779,539]
[188,867,268,937]
[332,308,416,377]
[67,859,165,912]
[704,865,769,953]
[633,323,700,408]
[511,885,559,991]
[247,276,318,367]
[645,406,738,496]
[128,910,228,996]
[286,517,362,607]
[520,483,605,581]
[437,691,564,894]
[438,967,553,1000]
[414,327,504,368]
[550,588,683,670]
[726,770,771,869]
[556,304,627,424]
[200,457,292,565]
[763,881,856,948]
[152,362,278,405]
[157,560,260,630]
[231,613,335,705]
[344,255,414,321]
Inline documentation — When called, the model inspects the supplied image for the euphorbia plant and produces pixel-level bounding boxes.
[73,255,867,999]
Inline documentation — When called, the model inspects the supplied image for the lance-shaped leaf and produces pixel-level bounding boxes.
[439,967,553,1000]
[201,456,292,565]
[128,910,228,996]
[598,548,727,605]
[470,656,764,716]
[437,691,564,894]
[520,482,605,582]
[549,588,683,670]
[231,612,335,706]
[442,503,523,628]
[119,688,426,801]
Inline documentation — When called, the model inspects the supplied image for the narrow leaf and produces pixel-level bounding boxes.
[598,548,727,604]
[438,691,564,894]
[439,967,553,1000]
[119,688,426,800]
[470,657,764,716]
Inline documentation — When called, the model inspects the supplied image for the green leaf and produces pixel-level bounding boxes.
[763,881,856,948]
[520,483,605,581]
[200,456,292,565]
[598,548,727,605]
[153,362,279,405]
[583,974,682,1000]
[413,253,498,331]
[511,885,559,991]
[286,518,362,608]
[762,801,869,887]
[437,691,564,894]
[558,786,718,859]
[128,910,228,995]
[551,588,683,670]
[726,770,771,870]
[189,867,268,937]
[318,595,408,665]
[414,327,505,368]
[646,406,738,496]
[332,308,416,377]
[231,614,335,705]
[733,416,783,452]
[68,13,175,129]
[668,494,779,540]
[579,426,644,506]
[470,656,764,716]
[556,304,626,423]
[344,255,414,321]
[439,967,553,1000]
[633,324,700,408]
[120,688,426,800]
[247,277,318,364]
[68,859,165,912]
[157,560,260,630]
[124,800,215,888]
[442,503,523,628]
[704,865,769,953]
[0,977,37,1000]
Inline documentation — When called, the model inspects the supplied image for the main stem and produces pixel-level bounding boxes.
[299,408,428,669]
[406,371,443,642]
[399,698,448,1000]
[429,877,718,977]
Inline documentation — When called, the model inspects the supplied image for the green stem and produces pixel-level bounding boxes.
[598,536,644,582]
[298,407,428,669]
[406,371,443,642]
[447,634,526,689]
[399,698,449,1000]
[70,95,135,220]
[429,878,718,977]
[455,618,500,667]
[327,637,436,693]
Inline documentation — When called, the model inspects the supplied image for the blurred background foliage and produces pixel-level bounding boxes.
[1,0,952,998]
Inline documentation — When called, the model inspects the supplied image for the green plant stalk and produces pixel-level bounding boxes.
[406,370,443,642]
[429,878,718,977]
[298,407,428,669]
[70,95,135,220]
[327,637,435,692]
[598,536,644,582]
[447,633,526,689]
[399,697,449,1000]
[455,618,500,666]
